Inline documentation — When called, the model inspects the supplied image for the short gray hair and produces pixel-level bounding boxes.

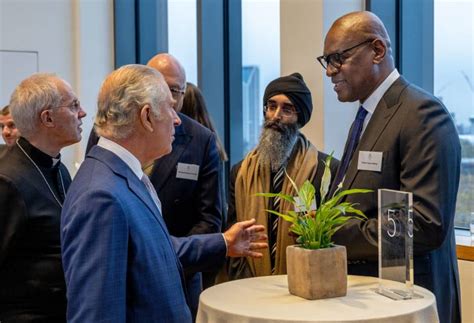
[9,73,63,138]
[95,64,170,140]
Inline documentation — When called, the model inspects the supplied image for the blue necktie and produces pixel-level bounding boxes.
[333,106,368,188]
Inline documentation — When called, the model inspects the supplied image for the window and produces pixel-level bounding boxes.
[168,0,197,84]
[241,0,280,155]
[434,0,474,229]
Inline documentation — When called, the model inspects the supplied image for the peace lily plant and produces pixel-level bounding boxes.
[257,155,371,250]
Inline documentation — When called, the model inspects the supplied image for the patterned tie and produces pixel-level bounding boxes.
[333,106,368,188]
[271,166,285,274]
[141,174,162,214]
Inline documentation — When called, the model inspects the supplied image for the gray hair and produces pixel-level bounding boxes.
[9,73,63,138]
[95,64,170,140]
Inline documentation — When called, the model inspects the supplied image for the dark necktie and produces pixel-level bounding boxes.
[271,166,285,274]
[333,106,368,188]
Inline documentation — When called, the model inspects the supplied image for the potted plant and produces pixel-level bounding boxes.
[256,155,371,300]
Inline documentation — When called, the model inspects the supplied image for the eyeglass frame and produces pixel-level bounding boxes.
[317,39,375,70]
[49,99,82,113]
[169,87,186,99]
[264,100,298,117]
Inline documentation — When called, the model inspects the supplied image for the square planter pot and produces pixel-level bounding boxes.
[286,244,347,300]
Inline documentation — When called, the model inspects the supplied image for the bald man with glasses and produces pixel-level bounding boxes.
[320,11,461,323]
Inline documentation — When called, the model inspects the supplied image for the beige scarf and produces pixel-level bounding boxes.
[235,133,319,276]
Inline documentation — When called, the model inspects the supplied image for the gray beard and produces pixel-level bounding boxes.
[256,120,299,172]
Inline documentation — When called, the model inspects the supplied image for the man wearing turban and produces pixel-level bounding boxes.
[224,73,339,279]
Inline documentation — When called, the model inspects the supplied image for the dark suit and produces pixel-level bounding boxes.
[332,76,461,323]
[86,113,223,316]
[61,146,226,323]
[0,138,70,322]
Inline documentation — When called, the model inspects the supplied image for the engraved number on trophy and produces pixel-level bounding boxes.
[407,216,414,238]
[387,209,397,237]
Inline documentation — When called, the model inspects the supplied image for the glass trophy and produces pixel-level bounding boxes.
[376,189,420,300]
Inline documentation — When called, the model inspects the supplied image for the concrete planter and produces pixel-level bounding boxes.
[286,244,347,300]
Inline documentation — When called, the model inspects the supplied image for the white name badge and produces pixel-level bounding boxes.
[358,151,383,172]
[294,196,317,213]
[176,163,200,181]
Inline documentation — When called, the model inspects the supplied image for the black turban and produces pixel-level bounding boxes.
[263,72,313,127]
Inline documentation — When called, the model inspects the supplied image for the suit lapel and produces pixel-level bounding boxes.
[343,77,409,191]
[88,146,169,232]
[150,120,192,192]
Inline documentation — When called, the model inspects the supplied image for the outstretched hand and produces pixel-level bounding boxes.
[224,218,268,258]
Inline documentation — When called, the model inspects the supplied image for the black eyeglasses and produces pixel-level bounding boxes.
[317,39,374,70]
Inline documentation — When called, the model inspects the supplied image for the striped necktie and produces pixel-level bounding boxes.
[271,166,285,274]
[333,106,368,188]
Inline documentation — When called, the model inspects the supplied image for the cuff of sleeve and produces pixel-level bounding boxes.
[222,233,228,256]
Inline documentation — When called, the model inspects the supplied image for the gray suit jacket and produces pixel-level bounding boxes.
[332,76,461,323]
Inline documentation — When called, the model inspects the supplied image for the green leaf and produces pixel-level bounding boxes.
[319,154,333,203]
[255,192,295,204]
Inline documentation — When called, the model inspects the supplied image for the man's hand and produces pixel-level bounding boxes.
[224,218,268,258]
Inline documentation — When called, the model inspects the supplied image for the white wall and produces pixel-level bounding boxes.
[280,0,364,158]
[0,0,114,174]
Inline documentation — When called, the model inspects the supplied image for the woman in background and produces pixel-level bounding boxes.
[181,82,228,289]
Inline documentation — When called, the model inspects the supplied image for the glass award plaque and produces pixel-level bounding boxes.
[376,189,420,300]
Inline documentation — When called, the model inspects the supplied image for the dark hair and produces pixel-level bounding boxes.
[181,82,228,161]
[1,105,10,116]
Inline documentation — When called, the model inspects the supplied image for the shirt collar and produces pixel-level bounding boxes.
[97,136,143,180]
[361,69,400,115]
[17,137,61,168]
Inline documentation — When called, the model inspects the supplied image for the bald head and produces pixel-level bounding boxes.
[147,53,186,111]
[330,11,392,52]
[322,11,395,103]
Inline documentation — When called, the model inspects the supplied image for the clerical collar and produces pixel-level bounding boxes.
[17,137,61,168]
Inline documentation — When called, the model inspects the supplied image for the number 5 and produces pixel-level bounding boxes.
[387,209,397,237]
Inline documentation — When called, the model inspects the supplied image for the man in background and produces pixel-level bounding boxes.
[319,11,461,323]
[0,73,86,322]
[226,73,339,280]
[62,64,266,322]
[0,105,21,146]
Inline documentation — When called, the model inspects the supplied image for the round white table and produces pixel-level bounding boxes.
[197,275,438,323]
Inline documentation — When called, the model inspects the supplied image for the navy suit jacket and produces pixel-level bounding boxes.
[61,146,226,322]
[331,77,461,323]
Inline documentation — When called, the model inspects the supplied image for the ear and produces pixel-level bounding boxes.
[372,39,387,64]
[40,109,55,128]
[140,104,154,132]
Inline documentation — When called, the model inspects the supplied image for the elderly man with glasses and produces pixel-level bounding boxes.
[0,73,86,322]
[223,73,339,281]
[319,11,461,323]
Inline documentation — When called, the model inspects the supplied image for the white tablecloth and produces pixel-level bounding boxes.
[197,275,438,323]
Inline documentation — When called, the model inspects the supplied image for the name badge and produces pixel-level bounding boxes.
[358,151,383,172]
[294,196,317,213]
[176,163,200,181]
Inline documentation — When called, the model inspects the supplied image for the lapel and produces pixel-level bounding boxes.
[343,77,409,191]
[88,146,169,232]
[150,114,193,192]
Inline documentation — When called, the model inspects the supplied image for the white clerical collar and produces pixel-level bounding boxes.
[97,136,143,180]
[361,69,400,115]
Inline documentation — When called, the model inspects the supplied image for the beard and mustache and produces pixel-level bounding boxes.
[256,119,299,172]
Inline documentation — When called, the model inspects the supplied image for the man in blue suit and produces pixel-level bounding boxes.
[61,64,267,322]
[86,54,223,317]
